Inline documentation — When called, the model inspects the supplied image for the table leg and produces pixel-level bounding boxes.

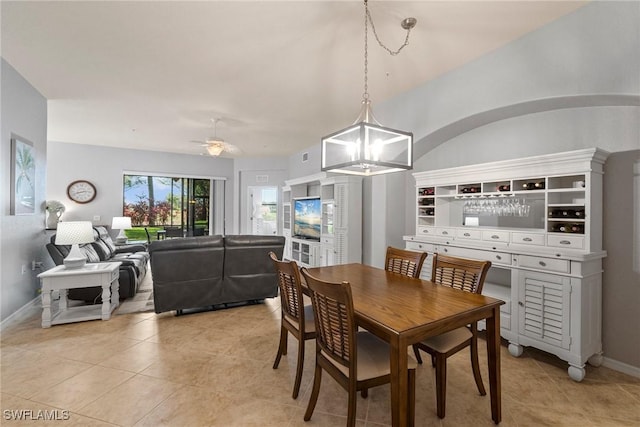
[390,336,409,427]
[486,307,502,424]
[41,289,52,328]
[59,289,68,311]
[101,283,112,320]
[111,276,120,308]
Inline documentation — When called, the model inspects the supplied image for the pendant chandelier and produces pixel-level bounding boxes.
[321,0,416,176]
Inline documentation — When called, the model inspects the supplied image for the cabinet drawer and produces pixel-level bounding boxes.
[518,255,570,273]
[511,232,545,246]
[417,226,435,236]
[436,227,456,237]
[456,229,482,240]
[405,241,435,253]
[482,230,510,243]
[547,234,585,250]
[439,246,512,266]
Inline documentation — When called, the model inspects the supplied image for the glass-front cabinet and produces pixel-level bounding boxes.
[406,148,608,382]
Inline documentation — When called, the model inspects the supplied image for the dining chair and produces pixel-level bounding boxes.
[412,253,492,418]
[269,252,315,399]
[300,267,417,427]
[143,227,151,244]
[385,246,427,278]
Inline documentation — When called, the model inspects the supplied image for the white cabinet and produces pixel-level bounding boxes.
[283,173,362,267]
[406,148,608,381]
[517,271,571,351]
[290,238,320,268]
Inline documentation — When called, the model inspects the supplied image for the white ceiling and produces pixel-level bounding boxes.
[2,1,586,158]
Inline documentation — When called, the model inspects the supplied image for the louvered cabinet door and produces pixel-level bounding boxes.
[518,271,571,350]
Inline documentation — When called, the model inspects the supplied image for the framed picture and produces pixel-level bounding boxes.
[10,135,36,215]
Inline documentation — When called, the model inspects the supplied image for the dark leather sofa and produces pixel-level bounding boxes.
[46,226,149,301]
[149,234,285,314]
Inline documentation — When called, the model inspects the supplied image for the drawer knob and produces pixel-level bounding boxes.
[442,231,449,235]
[496,255,502,260]
[418,245,423,249]
[523,237,532,242]
[539,261,547,267]
[560,240,571,245]
[464,233,471,237]
[518,301,524,307]
[422,230,429,234]
[491,235,499,239]
[444,248,448,252]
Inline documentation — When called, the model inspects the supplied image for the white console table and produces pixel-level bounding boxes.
[38,262,121,328]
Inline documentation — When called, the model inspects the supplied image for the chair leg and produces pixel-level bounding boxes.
[470,335,486,396]
[304,364,323,421]
[435,354,447,419]
[412,344,423,364]
[408,368,416,427]
[292,334,305,399]
[347,382,357,427]
[272,325,287,369]
[360,388,368,398]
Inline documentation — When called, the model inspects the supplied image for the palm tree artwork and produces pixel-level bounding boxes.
[12,138,35,215]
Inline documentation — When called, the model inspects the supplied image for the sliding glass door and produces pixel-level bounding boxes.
[123,174,215,239]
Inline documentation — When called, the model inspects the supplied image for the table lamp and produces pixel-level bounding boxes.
[54,221,94,269]
[111,216,132,244]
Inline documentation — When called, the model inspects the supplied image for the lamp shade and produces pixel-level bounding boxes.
[54,221,94,269]
[321,121,413,176]
[55,221,94,245]
[111,216,132,230]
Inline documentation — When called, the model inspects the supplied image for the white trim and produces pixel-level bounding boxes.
[122,170,227,181]
[0,297,40,332]
[602,357,640,379]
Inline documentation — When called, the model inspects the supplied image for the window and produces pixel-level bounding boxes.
[123,174,213,238]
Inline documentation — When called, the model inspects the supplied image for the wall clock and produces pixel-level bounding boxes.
[67,180,97,204]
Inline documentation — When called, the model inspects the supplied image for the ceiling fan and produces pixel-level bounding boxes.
[191,118,241,156]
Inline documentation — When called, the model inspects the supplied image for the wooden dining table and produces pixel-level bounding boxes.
[306,263,504,427]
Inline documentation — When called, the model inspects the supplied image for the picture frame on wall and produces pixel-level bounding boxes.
[10,135,36,215]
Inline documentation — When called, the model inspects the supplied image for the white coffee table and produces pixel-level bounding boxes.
[37,262,122,328]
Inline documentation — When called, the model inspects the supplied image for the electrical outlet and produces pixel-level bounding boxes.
[93,215,101,222]
[21,265,27,275]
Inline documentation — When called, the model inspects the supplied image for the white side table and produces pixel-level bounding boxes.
[37,262,122,328]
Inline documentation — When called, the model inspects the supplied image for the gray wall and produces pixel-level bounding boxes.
[46,141,235,233]
[1,59,48,322]
[288,2,640,370]
[384,1,639,370]
[602,151,640,371]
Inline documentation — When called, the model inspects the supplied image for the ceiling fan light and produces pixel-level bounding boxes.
[206,144,224,156]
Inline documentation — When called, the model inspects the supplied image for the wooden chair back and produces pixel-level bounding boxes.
[269,252,305,327]
[385,246,427,278]
[301,268,356,371]
[431,253,491,294]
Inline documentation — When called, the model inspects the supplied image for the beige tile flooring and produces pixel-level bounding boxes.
[1,296,639,427]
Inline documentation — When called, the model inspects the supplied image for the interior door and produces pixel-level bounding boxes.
[247,186,278,235]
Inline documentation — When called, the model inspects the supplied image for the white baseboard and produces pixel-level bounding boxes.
[602,356,640,379]
[0,296,41,332]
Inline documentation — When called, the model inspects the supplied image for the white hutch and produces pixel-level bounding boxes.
[282,173,362,268]
[405,148,608,381]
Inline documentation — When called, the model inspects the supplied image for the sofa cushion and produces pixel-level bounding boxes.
[222,235,285,303]
[149,235,225,313]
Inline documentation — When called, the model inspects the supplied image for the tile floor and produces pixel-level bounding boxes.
[1,294,639,426]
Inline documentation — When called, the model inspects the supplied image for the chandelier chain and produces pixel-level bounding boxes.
[366,8,413,57]
[362,0,414,100]
[364,0,369,100]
